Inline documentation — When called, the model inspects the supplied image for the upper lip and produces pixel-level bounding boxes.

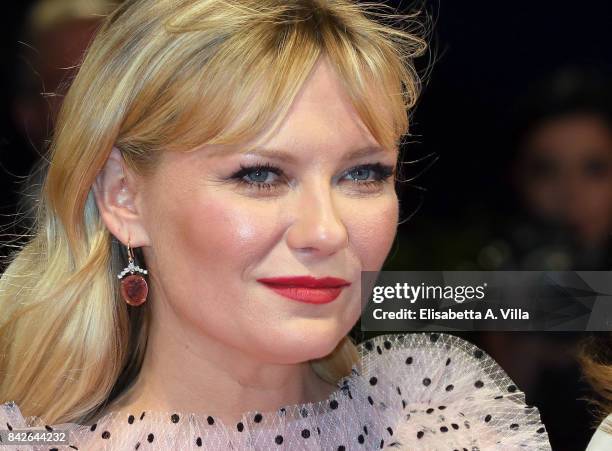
[256,276,351,288]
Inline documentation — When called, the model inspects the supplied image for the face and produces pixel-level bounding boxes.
[136,58,399,364]
[516,114,612,246]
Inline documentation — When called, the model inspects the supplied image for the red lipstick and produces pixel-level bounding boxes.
[257,276,351,304]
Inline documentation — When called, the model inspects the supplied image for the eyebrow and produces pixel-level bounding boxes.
[224,145,393,164]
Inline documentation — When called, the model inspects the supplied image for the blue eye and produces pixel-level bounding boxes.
[343,163,394,183]
[347,167,374,181]
[231,163,284,190]
[229,162,395,193]
[245,168,273,183]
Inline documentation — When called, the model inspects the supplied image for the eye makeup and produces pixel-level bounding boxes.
[227,161,395,193]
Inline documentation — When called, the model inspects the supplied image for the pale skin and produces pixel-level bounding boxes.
[92,57,399,426]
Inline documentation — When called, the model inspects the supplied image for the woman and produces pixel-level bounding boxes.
[0,0,551,449]
[580,334,612,450]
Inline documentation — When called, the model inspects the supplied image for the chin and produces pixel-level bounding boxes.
[253,321,349,365]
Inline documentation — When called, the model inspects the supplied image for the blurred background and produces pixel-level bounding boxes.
[0,1,611,450]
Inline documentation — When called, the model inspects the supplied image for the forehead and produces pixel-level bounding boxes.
[270,59,383,146]
[207,57,395,159]
[526,114,612,157]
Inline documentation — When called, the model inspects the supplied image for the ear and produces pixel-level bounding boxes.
[92,146,151,247]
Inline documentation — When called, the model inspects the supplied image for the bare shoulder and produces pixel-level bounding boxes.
[586,414,612,451]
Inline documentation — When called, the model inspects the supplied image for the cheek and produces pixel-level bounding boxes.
[524,179,561,214]
[581,180,612,220]
[346,195,398,271]
[161,191,280,281]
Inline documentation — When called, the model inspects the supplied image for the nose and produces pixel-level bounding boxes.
[285,181,349,256]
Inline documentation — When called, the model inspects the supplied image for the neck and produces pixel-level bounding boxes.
[99,295,339,426]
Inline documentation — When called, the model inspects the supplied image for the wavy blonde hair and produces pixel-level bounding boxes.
[578,333,612,435]
[0,0,426,424]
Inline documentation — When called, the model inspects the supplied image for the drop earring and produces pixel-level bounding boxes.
[117,239,148,306]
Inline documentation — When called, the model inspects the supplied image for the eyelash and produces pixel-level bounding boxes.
[230,162,395,191]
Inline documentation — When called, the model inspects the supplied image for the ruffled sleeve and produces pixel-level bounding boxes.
[0,332,553,450]
[355,332,552,450]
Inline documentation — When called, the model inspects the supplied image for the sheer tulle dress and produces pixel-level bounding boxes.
[0,332,552,450]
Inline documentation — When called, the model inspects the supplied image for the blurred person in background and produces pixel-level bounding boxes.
[508,67,612,270]
[1,0,120,245]
[13,0,120,153]
[579,333,612,450]
[475,67,612,451]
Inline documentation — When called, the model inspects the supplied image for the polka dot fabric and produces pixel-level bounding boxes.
[0,333,551,450]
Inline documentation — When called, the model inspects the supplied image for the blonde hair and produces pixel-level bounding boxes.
[578,333,612,435]
[0,0,426,424]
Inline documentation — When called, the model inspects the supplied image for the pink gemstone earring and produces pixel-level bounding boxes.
[117,239,148,306]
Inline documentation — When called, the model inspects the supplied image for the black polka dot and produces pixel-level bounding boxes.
[275,435,283,444]
[440,426,448,432]
[445,384,454,392]
[376,345,382,354]
[484,414,492,422]
[237,422,244,432]
[510,423,519,430]
[474,380,484,388]
[367,396,374,405]
[417,430,424,439]
[357,434,365,444]
[101,431,111,439]
[387,426,393,435]
[254,413,263,423]
[438,405,446,410]
[301,429,310,438]
[364,341,373,351]
[537,427,546,433]
[426,408,434,414]
[380,439,384,448]
[430,333,439,342]
[147,433,154,443]
[207,416,214,425]
[446,357,451,366]
[140,411,145,420]
[300,407,309,418]
[45,425,53,432]
[170,414,180,423]
[363,425,368,435]
[135,442,140,450]
[474,349,484,359]
[127,415,135,424]
[451,423,459,429]
[329,399,339,409]
[405,356,413,365]
[196,437,202,447]
[507,384,517,393]
[423,377,431,386]
[338,446,346,451]
[396,386,402,395]
[90,423,97,432]
[383,340,392,349]
[369,376,378,386]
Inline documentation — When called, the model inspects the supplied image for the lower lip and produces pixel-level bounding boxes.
[261,284,346,304]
